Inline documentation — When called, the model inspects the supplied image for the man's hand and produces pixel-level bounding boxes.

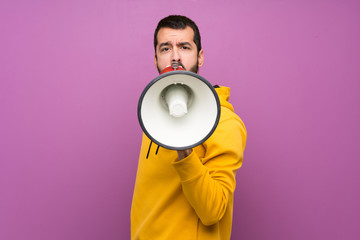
[177,149,193,160]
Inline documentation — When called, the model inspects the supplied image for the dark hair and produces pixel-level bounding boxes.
[154,15,202,54]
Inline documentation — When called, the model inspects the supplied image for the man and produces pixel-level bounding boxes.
[131,15,247,240]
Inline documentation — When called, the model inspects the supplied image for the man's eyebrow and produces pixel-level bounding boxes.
[158,42,171,49]
[158,41,192,49]
[177,42,192,47]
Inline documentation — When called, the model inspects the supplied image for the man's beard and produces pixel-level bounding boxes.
[157,59,199,74]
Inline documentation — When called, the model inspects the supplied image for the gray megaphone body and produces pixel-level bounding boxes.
[137,64,221,150]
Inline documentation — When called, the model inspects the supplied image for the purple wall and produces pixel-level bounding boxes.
[1,0,359,239]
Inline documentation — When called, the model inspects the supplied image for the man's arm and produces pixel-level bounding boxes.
[172,115,247,225]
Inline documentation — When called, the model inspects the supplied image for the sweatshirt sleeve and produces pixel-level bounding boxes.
[172,112,247,226]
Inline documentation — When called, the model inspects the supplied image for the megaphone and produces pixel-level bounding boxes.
[137,64,220,150]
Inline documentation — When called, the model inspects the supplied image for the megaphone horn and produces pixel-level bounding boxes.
[137,66,220,150]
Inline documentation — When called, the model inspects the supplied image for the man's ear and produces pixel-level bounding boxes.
[154,53,157,67]
[198,49,204,68]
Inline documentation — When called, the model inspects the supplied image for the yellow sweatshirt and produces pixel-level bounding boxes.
[131,86,247,240]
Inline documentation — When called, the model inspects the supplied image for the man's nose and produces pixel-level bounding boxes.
[171,48,181,62]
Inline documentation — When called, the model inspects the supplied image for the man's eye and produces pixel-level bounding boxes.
[161,47,170,52]
[181,46,190,50]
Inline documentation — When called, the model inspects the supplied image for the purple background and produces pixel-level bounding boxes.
[1,0,359,239]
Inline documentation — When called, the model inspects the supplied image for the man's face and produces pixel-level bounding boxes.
[155,26,204,73]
